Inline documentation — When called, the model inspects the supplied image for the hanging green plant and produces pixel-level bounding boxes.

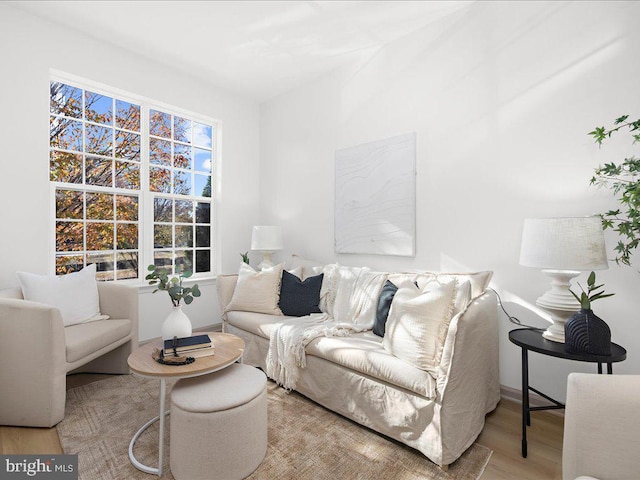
[589,115,640,266]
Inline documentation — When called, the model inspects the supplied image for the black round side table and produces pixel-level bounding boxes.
[508,328,626,458]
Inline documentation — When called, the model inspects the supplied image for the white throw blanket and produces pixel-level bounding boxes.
[266,265,387,390]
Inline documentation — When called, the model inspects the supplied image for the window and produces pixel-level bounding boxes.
[149,110,213,274]
[49,77,216,280]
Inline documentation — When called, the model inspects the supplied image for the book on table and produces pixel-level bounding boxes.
[185,345,215,358]
[163,334,211,353]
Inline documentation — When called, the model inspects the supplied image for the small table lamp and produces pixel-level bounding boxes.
[519,217,608,343]
[251,225,283,270]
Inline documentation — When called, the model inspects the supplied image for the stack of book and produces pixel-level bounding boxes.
[163,334,214,358]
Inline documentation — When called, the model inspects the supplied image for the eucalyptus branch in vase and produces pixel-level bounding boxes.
[145,265,201,307]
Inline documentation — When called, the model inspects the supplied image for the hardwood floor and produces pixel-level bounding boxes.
[0,375,564,479]
[478,398,564,479]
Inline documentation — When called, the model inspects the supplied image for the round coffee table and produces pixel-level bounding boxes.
[127,332,245,476]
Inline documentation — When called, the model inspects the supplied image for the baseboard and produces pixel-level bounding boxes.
[500,385,565,417]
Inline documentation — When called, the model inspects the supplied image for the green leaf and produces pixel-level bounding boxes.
[587,271,596,287]
[570,290,581,303]
[147,264,156,271]
[590,292,615,301]
[184,295,193,305]
[182,270,193,278]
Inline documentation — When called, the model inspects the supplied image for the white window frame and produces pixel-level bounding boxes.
[49,69,221,282]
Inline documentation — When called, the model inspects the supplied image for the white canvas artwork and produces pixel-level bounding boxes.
[335,132,416,256]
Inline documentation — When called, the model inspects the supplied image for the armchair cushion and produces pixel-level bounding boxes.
[65,318,132,363]
[16,264,107,326]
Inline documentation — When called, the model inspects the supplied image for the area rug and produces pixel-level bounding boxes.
[58,374,492,480]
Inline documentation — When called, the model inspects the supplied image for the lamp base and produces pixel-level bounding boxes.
[541,317,570,343]
[536,270,581,344]
[257,251,274,271]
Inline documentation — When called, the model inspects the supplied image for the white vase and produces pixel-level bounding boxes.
[162,306,192,340]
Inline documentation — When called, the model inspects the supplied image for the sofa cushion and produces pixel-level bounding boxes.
[320,265,387,328]
[373,280,398,337]
[388,271,490,314]
[289,254,324,280]
[423,271,491,298]
[306,331,437,399]
[16,264,107,326]
[65,318,132,364]
[225,262,283,315]
[279,270,323,317]
[383,281,456,371]
[226,311,298,339]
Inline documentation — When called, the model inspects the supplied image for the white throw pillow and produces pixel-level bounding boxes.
[226,262,284,315]
[16,264,106,327]
[290,254,324,280]
[389,270,492,301]
[383,280,456,371]
[453,280,472,315]
[287,266,303,279]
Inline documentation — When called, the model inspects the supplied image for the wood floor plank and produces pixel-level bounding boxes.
[477,397,563,479]
[0,426,62,455]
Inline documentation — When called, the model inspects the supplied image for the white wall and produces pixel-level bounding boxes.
[259,1,640,400]
[0,4,260,340]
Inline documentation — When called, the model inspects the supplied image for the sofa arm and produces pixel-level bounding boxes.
[0,298,67,427]
[97,282,138,346]
[435,291,501,465]
[563,373,640,480]
[216,274,238,316]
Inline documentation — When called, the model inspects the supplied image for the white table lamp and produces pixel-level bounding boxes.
[519,217,608,343]
[251,225,283,270]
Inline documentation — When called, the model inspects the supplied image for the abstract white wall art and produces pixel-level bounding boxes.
[335,132,416,256]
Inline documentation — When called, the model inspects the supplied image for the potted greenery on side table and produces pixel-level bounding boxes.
[565,271,614,355]
[146,265,201,340]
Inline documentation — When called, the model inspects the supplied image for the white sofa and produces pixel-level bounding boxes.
[0,282,138,427]
[216,268,500,469]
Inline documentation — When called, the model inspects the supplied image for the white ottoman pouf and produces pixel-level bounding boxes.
[170,363,268,480]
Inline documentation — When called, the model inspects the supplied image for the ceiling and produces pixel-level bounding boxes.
[12,1,473,102]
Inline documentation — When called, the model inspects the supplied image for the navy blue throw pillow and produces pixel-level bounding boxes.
[279,270,324,317]
[373,280,398,337]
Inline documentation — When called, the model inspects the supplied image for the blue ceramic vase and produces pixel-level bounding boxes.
[565,308,611,356]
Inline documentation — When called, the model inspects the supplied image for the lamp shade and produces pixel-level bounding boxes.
[519,217,608,271]
[251,225,283,251]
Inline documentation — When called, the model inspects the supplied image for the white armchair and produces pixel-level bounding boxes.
[0,282,138,427]
[563,373,640,480]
